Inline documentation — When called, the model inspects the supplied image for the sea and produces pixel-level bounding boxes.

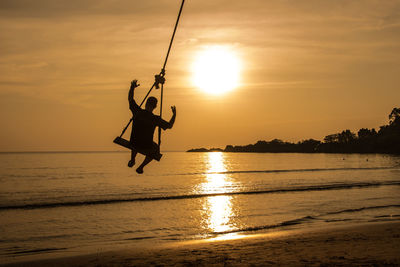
[1,151,400,263]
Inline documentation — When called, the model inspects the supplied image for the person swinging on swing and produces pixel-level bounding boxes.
[128,79,176,174]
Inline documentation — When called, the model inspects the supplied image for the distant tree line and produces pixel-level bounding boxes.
[187,107,400,154]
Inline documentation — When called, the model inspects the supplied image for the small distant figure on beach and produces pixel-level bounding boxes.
[128,80,176,174]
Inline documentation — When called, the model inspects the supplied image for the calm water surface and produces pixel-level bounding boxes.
[1,152,399,263]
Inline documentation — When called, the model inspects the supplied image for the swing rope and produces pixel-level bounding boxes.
[119,0,185,146]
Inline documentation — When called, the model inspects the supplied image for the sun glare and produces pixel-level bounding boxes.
[192,46,241,95]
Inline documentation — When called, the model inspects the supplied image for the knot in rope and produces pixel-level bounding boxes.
[154,71,166,89]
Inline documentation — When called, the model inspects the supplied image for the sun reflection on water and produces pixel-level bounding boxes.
[207,195,232,233]
[201,152,233,193]
[201,152,236,236]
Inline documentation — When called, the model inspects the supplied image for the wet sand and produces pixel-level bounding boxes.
[5,222,400,266]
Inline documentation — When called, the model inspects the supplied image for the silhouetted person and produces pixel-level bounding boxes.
[128,80,176,174]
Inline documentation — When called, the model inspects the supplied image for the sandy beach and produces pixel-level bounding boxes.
[5,221,399,267]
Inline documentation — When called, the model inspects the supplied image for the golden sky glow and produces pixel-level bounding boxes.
[0,0,400,151]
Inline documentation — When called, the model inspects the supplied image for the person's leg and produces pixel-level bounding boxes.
[135,142,159,174]
[136,156,152,174]
[128,150,137,168]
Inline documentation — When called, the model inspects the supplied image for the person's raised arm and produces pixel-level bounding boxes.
[128,80,140,112]
[167,106,176,129]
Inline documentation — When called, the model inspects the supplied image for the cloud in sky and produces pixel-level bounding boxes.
[1,0,399,151]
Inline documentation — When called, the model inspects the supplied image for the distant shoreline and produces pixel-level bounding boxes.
[188,107,400,154]
[186,141,400,154]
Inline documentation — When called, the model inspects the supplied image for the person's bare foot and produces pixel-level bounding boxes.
[136,167,143,174]
[128,160,135,168]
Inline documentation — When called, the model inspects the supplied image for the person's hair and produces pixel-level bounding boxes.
[146,97,158,109]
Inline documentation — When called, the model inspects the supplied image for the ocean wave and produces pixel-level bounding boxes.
[1,181,400,211]
[124,236,154,241]
[325,204,400,215]
[211,205,400,235]
[7,247,66,255]
[181,166,398,176]
[212,215,317,235]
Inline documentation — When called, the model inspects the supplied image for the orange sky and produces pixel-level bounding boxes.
[1,0,399,151]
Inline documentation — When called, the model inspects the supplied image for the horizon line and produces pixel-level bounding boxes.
[0,150,185,154]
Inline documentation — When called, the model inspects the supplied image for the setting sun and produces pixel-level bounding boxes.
[191,46,241,95]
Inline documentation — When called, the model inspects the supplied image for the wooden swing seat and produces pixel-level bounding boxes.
[113,136,162,161]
